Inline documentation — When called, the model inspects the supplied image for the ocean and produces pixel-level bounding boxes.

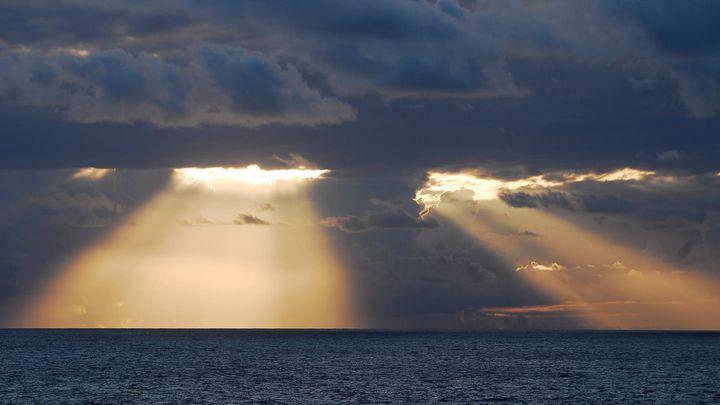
[1,330,718,403]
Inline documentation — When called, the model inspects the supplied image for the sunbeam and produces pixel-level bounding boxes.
[419,181,720,330]
[22,167,355,328]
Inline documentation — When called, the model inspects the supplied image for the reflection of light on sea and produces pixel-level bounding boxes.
[24,166,355,328]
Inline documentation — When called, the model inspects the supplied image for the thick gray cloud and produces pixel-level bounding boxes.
[607,0,720,117]
[0,0,524,101]
[0,46,355,127]
[1,1,720,175]
[615,0,720,56]
[0,1,718,179]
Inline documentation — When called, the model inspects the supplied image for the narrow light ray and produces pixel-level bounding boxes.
[23,167,355,328]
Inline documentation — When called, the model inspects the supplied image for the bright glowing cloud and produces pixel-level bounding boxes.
[71,167,114,180]
[61,47,90,57]
[567,168,655,182]
[414,167,658,211]
[516,262,565,272]
[174,165,329,189]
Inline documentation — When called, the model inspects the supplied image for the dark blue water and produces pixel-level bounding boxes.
[0,330,718,404]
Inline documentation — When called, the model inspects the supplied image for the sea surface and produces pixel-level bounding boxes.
[0,330,718,404]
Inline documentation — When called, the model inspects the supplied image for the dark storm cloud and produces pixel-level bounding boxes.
[1,0,720,175]
[0,1,717,97]
[0,0,520,100]
[125,9,194,37]
[260,0,462,40]
[614,0,720,56]
[0,0,462,46]
[0,1,126,46]
[0,46,355,127]
[606,0,720,117]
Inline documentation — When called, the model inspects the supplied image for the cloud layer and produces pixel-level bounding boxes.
[0,46,355,127]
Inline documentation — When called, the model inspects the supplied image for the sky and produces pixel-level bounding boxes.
[2,0,720,329]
